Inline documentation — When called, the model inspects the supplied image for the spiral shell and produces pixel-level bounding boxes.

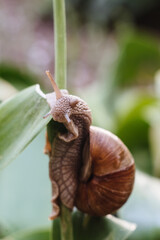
[75,126,135,216]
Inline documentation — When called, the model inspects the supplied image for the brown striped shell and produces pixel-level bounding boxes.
[75,126,135,216]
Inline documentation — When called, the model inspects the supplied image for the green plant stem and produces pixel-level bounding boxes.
[53,0,67,89]
[60,204,73,240]
[51,0,73,240]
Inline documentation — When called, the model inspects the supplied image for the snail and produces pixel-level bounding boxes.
[44,71,135,220]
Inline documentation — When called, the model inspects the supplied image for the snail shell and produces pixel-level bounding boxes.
[75,126,135,216]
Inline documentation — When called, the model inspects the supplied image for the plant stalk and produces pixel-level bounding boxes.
[51,0,73,240]
[60,204,73,240]
[53,0,67,89]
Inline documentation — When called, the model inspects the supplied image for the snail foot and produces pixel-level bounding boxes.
[48,203,60,220]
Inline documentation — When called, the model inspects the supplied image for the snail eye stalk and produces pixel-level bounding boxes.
[46,70,62,99]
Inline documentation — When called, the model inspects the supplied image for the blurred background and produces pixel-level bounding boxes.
[1,0,160,239]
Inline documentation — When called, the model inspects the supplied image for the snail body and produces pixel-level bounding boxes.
[44,71,135,219]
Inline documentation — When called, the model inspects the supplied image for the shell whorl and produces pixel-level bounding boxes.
[75,126,135,216]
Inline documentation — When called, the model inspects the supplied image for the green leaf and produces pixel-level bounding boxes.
[119,171,160,239]
[2,228,50,240]
[0,85,51,168]
[52,211,136,240]
[0,131,51,229]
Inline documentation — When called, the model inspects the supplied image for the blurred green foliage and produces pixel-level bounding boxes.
[0,213,135,240]
[2,228,50,240]
[114,91,157,174]
[113,32,160,87]
[52,212,136,240]
[119,171,160,240]
[0,64,38,90]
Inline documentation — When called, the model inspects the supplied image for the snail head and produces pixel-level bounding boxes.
[44,71,79,124]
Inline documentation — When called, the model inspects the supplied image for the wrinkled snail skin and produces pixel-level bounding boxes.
[44,71,135,219]
[49,113,92,210]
